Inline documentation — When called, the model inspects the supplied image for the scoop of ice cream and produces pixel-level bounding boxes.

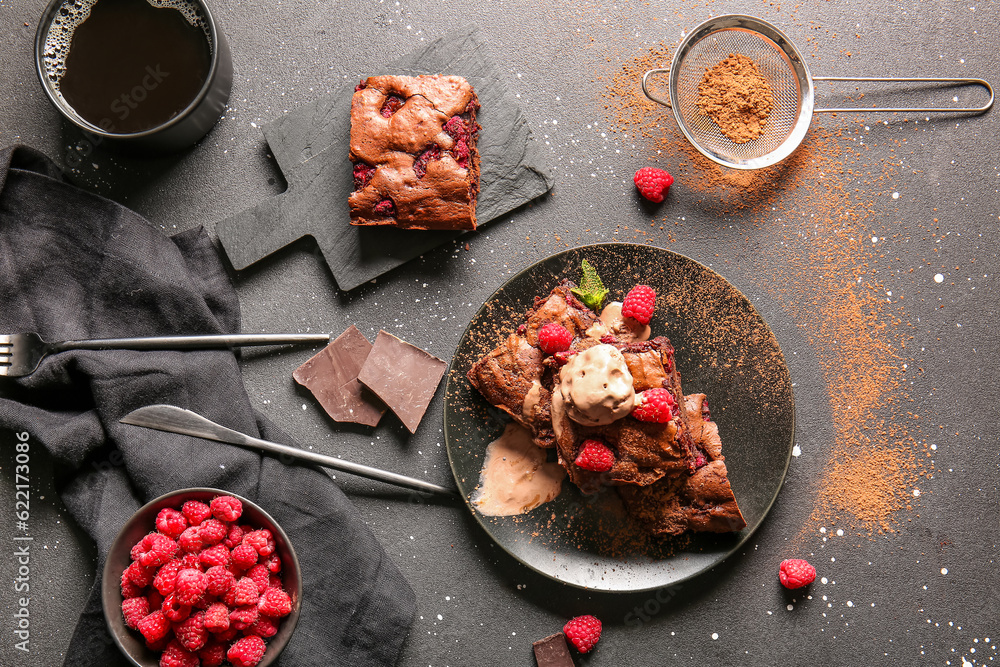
[558,344,635,425]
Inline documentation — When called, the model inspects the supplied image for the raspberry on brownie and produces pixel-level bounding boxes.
[349,74,481,230]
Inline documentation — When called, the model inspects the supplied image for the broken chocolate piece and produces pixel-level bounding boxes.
[532,632,574,667]
[358,330,447,434]
[293,325,387,427]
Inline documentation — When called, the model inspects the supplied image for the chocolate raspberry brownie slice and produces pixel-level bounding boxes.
[349,74,480,230]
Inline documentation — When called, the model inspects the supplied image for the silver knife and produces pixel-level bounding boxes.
[120,404,458,498]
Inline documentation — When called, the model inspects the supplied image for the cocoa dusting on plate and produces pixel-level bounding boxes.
[604,44,931,536]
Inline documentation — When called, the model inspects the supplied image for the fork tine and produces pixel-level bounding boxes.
[0,334,11,345]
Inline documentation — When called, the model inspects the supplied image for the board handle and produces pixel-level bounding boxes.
[216,193,302,270]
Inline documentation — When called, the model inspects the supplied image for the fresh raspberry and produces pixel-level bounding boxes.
[203,602,231,633]
[174,568,208,606]
[130,535,151,562]
[573,439,615,472]
[204,565,236,597]
[198,518,227,546]
[178,526,205,554]
[181,500,212,526]
[563,614,602,653]
[621,284,656,324]
[198,639,228,667]
[229,604,259,631]
[122,596,150,630]
[173,610,208,652]
[242,530,275,557]
[209,495,243,522]
[179,552,202,570]
[537,322,573,355]
[779,558,816,589]
[155,508,189,539]
[199,543,232,569]
[257,587,292,618]
[227,635,267,667]
[265,554,282,574]
[125,561,156,588]
[161,593,192,623]
[232,543,259,570]
[139,533,179,568]
[232,577,260,607]
[159,638,199,667]
[153,559,182,596]
[247,564,271,594]
[633,166,674,203]
[137,609,171,643]
[631,388,677,423]
[248,615,279,638]
[121,570,143,599]
[268,574,283,590]
[224,524,247,550]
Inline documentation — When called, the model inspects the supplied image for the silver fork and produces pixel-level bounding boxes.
[0,332,331,378]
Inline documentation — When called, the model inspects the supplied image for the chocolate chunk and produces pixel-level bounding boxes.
[532,632,574,667]
[357,330,447,434]
[293,325,387,427]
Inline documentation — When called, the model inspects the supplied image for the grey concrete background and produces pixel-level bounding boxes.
[1,0,997,665]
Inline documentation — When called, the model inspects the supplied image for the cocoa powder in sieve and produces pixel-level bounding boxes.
[696,53,775,144]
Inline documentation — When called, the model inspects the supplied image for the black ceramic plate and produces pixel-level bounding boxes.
[444,243,795,592]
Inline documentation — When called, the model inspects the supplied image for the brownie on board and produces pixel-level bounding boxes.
[349,74,480,230]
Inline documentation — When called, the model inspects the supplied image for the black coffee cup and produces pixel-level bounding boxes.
[34,0,233,154]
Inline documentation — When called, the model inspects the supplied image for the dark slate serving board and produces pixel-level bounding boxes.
[216,26,554,291]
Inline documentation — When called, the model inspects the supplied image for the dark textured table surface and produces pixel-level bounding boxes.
[1,0,998,665]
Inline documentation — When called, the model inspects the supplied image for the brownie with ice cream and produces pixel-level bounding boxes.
[466,273,746,537]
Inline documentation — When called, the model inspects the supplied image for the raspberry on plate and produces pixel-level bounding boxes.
[779,558,817,589]
[631,388,677,423]
[633,166,674,202]
[563,614,602,653]
[574,439,615,472]
[537,322,574,355]
[621,284,656,325]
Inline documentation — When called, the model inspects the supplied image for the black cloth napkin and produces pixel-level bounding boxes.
[0,145,416,666]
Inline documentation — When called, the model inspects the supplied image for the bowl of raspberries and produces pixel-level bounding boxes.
[101,488,301,667]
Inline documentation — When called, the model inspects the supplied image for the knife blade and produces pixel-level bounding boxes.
[120,404,459,498]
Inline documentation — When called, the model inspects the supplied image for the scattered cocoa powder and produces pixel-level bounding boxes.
[602,44,931,535]
[696,53,774,144]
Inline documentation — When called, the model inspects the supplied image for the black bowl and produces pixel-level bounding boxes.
[102,488,301,666]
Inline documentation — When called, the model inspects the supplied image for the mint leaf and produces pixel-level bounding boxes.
[571,259,608,312]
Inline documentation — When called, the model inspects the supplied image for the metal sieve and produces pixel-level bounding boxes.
[641,15,995,169]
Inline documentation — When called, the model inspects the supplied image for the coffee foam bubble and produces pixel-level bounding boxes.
[42,0,211,83]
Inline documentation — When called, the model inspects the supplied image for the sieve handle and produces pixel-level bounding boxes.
[813,77,994,113]
[641,68,672,108]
